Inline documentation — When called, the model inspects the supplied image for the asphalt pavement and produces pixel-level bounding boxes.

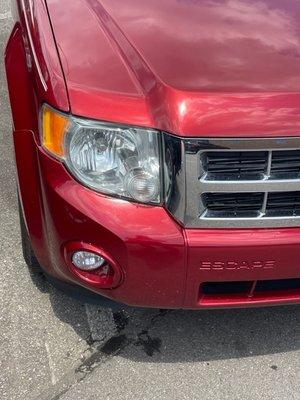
[0,2,299,399]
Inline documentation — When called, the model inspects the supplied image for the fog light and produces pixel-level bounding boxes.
[64,242,122,288]
[72,251,105,271]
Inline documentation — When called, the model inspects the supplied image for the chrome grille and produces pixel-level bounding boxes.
[165,135,300,228]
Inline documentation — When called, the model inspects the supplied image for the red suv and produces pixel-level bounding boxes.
[5,0,300,309]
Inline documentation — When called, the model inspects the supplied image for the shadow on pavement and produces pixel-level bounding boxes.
[28,269,300,363]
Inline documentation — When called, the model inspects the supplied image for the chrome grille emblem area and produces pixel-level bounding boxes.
[165,135,300,228]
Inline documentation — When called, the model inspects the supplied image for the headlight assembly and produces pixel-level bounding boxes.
[41,104,162,204]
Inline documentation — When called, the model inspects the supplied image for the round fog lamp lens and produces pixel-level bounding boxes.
[72,251,105,271]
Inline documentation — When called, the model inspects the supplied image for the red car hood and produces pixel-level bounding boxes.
[47,0,300,137]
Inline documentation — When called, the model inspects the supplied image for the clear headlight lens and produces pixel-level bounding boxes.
[41,105,162,203]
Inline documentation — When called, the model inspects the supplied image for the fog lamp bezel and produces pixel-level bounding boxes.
[63,242,123,288]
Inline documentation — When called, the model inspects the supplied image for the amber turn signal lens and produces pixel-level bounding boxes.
[42,105,70,157]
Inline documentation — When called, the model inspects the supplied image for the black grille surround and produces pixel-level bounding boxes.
[200,279,300,302]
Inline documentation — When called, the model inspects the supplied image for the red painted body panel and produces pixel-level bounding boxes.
[46,0,300,137]
[4,0,300,308]
[18,0,68,111]
[185,229,300,307]
[37,140,187,308]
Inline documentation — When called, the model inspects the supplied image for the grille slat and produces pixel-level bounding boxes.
[202,191,300,219]
[203,193,264,211]
[203,151,267,179]
[266,192,300,217]
[271,150,300,177]
[202,149,300,180]
[201,279,300,297]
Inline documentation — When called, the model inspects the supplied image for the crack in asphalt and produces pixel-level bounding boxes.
[37,308,172,400]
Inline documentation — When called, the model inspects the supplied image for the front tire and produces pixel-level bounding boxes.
[19,200,42,274]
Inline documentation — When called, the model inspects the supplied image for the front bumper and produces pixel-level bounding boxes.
[16,131,300,309]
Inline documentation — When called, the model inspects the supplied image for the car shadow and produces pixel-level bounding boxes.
[29,270,300,364]
[121,306,300,363]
